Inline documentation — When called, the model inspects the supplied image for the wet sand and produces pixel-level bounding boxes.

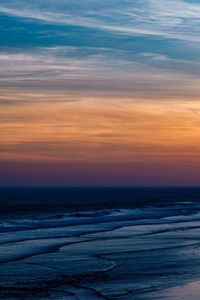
[148,280,200,300]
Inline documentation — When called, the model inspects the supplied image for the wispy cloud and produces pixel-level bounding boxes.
[0,0,200,42]
[0,45,200,102]
[0,47,199,99]
[1,1,200,99]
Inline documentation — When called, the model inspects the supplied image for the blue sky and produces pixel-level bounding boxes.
[0,0,200,99]
[1,1,200,186]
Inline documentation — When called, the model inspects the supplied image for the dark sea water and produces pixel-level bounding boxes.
[1,188,200,299]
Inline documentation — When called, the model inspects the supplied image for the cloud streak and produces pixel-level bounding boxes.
[0,47,200,101]
[1,97,200,165]
[0,0,200,43]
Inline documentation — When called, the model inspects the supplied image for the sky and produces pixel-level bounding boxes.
[1,0,200,186]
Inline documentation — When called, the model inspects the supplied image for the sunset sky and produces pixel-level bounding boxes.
[1,0,200,186]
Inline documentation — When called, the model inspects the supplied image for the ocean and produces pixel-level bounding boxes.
[1,187,200,299]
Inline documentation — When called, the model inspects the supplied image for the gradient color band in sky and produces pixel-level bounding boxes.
[1,0,200,186]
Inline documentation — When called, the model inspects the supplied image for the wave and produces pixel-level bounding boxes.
[1,202,200,299]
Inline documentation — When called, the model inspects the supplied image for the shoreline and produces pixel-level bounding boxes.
[147,280,200,300]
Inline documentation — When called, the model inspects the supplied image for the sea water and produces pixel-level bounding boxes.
[1,188,200,299]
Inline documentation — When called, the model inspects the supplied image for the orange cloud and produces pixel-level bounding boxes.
[1,92,200,169]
